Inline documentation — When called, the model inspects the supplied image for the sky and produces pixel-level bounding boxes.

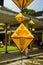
[4,0,43,12]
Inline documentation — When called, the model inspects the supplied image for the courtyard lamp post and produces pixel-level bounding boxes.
[29,20,35,50]
[5,23,10,54]
[5,23,8,54]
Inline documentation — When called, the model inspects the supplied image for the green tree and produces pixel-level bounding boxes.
[21,8,36,14]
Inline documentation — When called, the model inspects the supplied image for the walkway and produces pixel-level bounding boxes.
[0,48,43,64]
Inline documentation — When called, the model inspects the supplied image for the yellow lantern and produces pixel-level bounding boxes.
[15,13,25,23]
[11,23,34,52]
[12,0,34,10]
[29,20,35,25]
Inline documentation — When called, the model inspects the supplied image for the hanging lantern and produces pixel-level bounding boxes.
[11,23,34,52]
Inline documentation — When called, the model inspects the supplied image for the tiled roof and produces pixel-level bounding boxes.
[29,11,43,17]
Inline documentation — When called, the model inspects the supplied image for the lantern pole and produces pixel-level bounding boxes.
[29,20,35,50]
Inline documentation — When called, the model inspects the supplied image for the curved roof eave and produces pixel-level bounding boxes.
[0,8,43,27]
[0,9,19,24]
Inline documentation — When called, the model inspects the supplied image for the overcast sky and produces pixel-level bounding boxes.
[4,0,43,12]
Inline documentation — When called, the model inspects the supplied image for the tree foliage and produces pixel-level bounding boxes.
[21,8,36,14]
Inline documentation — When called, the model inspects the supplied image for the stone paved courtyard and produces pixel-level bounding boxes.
[6,55,43,65]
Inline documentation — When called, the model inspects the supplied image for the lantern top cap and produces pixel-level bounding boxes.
[29,20,35,25]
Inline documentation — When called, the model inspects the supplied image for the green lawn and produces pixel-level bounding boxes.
[0,45,18,52]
